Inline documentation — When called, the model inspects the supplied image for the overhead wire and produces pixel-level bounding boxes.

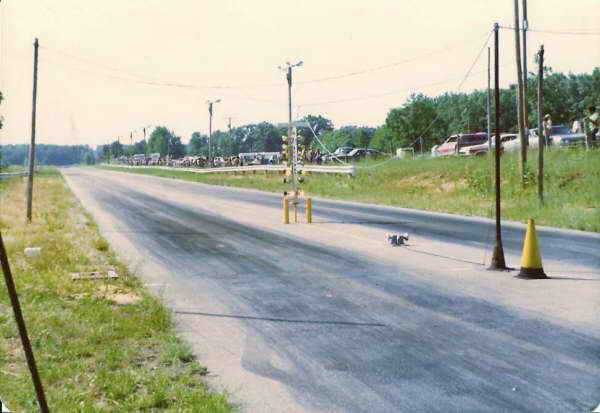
[298,30,496,170]
[38,50,287,107]
[498,25,600,36]
[296,32,491,85]
[305,28,495,171]
[41,45,285,90]
[409,29,494,142]
[39,28,497,96]
[298,64,512,107]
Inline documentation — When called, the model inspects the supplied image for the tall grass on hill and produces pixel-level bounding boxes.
[101,148,600,232]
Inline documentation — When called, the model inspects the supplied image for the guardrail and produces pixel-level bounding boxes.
[299,164,356,176]
[103,163,355,176]
[0,171,28,179]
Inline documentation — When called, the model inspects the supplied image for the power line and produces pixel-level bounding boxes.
[301,32,499,107]
[40,45,284,90]
[299,66,502,107]
[40,51,286,105]
[409,29,494,140]
[297,32,492,85]
[499,25,600,36]
[39,30,497,94]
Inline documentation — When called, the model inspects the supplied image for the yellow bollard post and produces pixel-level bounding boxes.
[294,202,298,223]
[306,198,312,224]
[283,197,289,224]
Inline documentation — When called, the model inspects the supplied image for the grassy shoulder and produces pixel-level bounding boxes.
[101,148,600,232]
[0,170,230,411]
[0,165,26,173]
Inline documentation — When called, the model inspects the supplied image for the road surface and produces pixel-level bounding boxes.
[63,167,600,413]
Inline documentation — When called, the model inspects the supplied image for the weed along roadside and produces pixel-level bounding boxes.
[0,170,230,411]
[101,148,600,233]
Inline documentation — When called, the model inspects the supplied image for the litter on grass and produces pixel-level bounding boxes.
[24,247,41,257]
[71,269,118,280]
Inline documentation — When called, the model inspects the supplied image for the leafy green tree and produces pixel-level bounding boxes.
[188,132,208,156]
[169,135,186,158]
[385,93,443,150]
[319,127,355,151]
[0,144,94,166]
[148,127,170,156]
[132,139,147,155]
[110,140,124,157]
[297,114,334,147]
[370,126,400,153]
[354,127,375,148]
[101,145,111,161]
[84,152,95,165]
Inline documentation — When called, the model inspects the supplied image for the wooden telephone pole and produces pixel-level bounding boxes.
[513,0,527,184]
[0,233,49,412]
[26,38,39,222]
[490,23,508,271]
[537,45,545,204]
[522,0,529,142]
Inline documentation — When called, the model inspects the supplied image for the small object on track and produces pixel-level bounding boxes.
[387,233,409,246]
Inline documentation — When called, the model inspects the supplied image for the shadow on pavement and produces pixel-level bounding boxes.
[174,310,387,327]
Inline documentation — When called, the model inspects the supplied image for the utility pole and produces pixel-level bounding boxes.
[279,61,303,194]
[522,0,529,142]
[207,99,221,166]
[143,127,147,156]
[513,0,527,184]
[26,38,39,223]
[227,117,233,156]
[0,233,50,412]
[489,23,508,271]
[537,45,545,205]
[487,47,492,154]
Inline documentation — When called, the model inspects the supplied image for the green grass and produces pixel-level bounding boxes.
[0,170,230,411]
[0,165,26,173]
[101,148,600,232]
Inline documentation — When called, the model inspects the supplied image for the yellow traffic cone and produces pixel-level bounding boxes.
[517,219,547,279]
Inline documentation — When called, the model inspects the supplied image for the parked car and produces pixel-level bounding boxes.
[338,148,382,162]
[435,135,458,156]
[324,146,354,163]
[546,124,586,147]
[500,132,538,152]
[460,139,494,156]
[437,133,488,156]
[456,133,489,155]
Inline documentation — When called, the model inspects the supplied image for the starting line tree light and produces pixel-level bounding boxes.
[279,122,312,224]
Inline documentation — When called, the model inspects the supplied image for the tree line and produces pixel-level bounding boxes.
[2,67,597,166]
[101,67,598,160]
[0,144,95,167]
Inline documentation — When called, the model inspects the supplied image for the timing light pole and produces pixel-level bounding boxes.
[278,61,303,194]
[207,99,221,167]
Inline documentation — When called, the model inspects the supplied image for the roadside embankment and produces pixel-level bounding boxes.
[101,148,600,232]
[0,170,230,411]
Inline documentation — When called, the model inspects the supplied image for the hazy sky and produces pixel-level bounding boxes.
[1,0,599,147]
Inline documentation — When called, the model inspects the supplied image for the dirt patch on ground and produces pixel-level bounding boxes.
[558,171,584,188]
